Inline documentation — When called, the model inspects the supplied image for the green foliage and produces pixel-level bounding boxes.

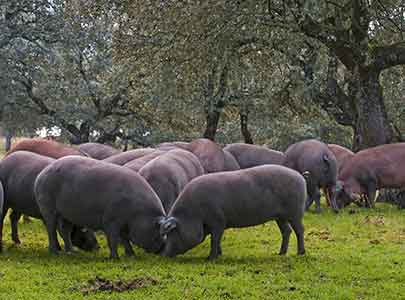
[1,1,405,146]
[1,204,405,299]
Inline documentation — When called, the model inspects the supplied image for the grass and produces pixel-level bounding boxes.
[1,203,405,300]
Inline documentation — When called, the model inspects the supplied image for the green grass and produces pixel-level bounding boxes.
[1,203,405,300]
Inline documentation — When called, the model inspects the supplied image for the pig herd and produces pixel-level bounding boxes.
[0,138,403,260]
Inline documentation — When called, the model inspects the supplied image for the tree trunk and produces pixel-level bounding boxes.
[203,110,221,141]
[240,112,253,144]
[67,121,90,144]
[352,70,393,151]
[4,130,12,151]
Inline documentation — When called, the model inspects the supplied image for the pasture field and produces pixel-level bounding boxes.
[1,204,405,300]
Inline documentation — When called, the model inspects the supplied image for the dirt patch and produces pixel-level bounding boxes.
[363,216,385,226]
[72,276,158,295]
[307,229,333,241]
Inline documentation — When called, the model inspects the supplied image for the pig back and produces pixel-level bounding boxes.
[172,165,306,228]
[35,156,164,230]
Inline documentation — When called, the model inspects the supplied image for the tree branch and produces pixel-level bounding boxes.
[371,42,405,71]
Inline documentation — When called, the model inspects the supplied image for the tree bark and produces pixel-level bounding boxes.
[203,110,221,141]
[297,3,396,150]
[240,112,253,144]
[352,69,393,151]
[4,130,12,151]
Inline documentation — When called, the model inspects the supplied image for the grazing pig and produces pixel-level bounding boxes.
[6,138,86,158]
[223,150,240,171]
[337,143,405,209]
[103,148,157,165]
[283,139,338,213]
[0,151,99,252]
[139,149,205,212]
[34,156,166,258]
[124,150,166,172]
[160,165,306,259]
[187,138,225,173]
[223,143,285,169]
[78,142,121,160]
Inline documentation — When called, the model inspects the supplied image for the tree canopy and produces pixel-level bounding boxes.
[1,0,404,150]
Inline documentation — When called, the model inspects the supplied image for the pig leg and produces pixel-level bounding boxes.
[324,188,331,207]
[276,219,292,255]
[366,182,377,209]
[120,230,135,257]
[314,188,322,213]
[42,213,60,254]
[305,195,314,210]
[10,210,22,244]
[289,219,305,255]
[104,224,121,259]
[0,207,8,253]
[57,218,74,253]
[208,227,224,260]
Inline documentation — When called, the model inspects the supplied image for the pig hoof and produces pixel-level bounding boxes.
[12,239,21,245]
[48,249,60,256]
[278,251,287,256]
[109,254,120,260]
[65,249,78,255]
[207,254,219,261]
[297,250,306,256]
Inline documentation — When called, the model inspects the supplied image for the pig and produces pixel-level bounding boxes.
[6,138,86,158]
[156,142,190,151]
[337,143,405,209]
[0,151,99,252]
[222,150,240,171]
[139,149,205,212]
[160,165,306,259]
[327,144,354,172]
[124,150,166,172]
[34,156,166,258]
[283,139,338,213]
[223,143,285,169]
[323,144,355,206]
[187,138,225,173]
[78,142,121,160]
[103,148,157,165]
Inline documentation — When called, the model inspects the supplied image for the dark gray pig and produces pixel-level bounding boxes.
[160,165,306,259]
[283,139,338,213]
[187,138,225,173]
[103,148,157,165]
[78,142,121,160]
[124,150,166,172]
[34,156,166,258]
[0,151,99,252]
[139,149,205,212]
[223,143,285,169]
